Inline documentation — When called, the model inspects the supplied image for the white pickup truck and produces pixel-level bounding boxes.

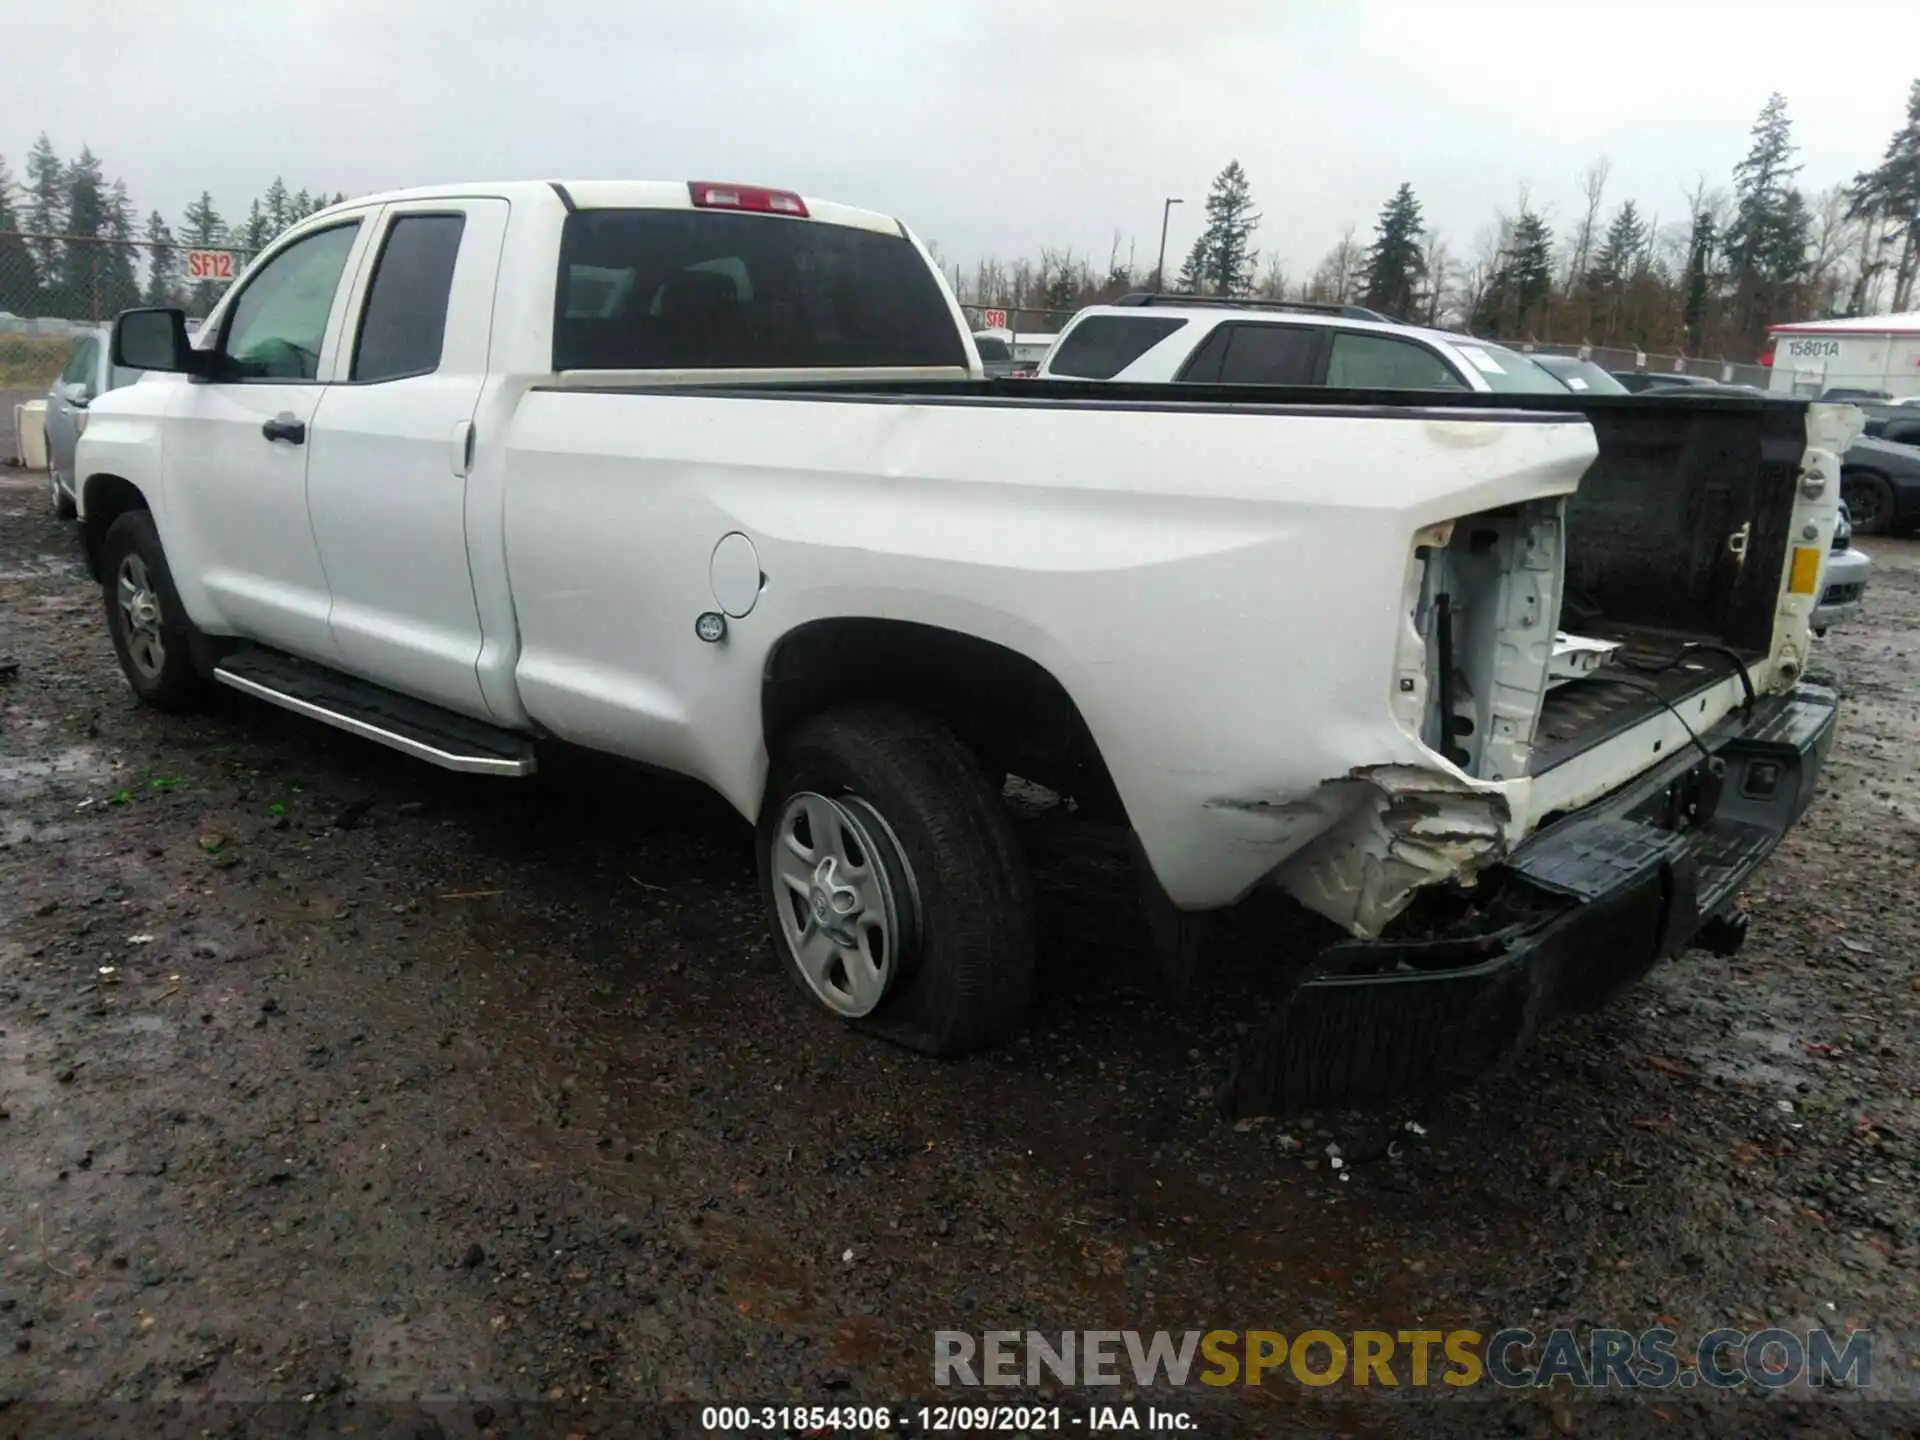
[77,179,1848,1107]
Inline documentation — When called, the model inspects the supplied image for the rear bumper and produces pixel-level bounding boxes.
[1225,684,1837,1113]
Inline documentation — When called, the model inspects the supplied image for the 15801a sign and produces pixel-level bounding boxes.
[185,250,235,282]
[1782,338,1840,358]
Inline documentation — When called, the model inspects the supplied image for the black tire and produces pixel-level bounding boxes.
[758,705,1034,1056]
[1841,470,1895,536]
[47,435,76,520]
[100,509,211,711]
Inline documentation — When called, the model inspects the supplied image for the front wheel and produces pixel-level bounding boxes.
[758,705,1034,1056]
[100,510,211,711]
[1841,470,1895,536]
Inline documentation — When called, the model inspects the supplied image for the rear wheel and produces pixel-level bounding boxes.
[100,510,211,711]
[47,434,76,520]
[1841,470,1895,536]
[758,705,1034,1056]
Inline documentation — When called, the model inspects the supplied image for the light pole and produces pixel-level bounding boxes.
[1155,197,1184,292]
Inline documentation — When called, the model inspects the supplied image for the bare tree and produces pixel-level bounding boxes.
[1305,226,1363,304]
[1255,253,1290,299]
[1805,184,1860,317]
[1563,158,1612,290]
[1419,231,1453,326]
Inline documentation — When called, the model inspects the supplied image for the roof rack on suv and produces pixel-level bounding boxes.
[1111,292,1391,324]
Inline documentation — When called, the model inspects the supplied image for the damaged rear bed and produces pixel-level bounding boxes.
[1224,390,1855,1113]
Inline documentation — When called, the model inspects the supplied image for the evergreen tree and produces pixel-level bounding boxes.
[238,199,271,254]
[1725,93,1803,341]
[0,152,40,313]
[1361,182,1427,320]
[60,146,109,318]
[100,178,141,317]
[264,176,292,234]
[180,190,228,314]
[24,133,64,297]
[1682,212,1715,354]
[1585,201,1647,292]
[1848,78,1920,311]
[143,210,180,307]
[1477,209,1555,337]
[1180,160,1260,297]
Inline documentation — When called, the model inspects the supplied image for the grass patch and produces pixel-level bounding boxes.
[0,335,69,389]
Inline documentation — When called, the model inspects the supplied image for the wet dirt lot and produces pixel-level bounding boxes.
[2,469,1919,1437]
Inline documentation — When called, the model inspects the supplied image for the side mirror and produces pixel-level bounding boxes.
[111,307,210,377]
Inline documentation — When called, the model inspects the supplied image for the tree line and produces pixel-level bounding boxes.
[964,82,1920,362]
[0,132,344,319]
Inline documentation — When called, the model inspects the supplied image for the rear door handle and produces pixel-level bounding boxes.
[261,414,306,445]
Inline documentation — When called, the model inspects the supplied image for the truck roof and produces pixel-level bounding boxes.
[307,180,906,237]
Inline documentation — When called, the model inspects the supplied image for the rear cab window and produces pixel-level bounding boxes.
[552,209,966,371]
[1046,316,1188,379]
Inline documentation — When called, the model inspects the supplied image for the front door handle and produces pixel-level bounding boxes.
[261,414,306,445]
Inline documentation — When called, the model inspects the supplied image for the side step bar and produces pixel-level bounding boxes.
[212,647,536,777]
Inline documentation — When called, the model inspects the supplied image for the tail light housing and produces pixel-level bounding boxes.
[688,182,808,218]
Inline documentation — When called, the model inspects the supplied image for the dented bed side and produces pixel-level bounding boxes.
[497,382,1846,936]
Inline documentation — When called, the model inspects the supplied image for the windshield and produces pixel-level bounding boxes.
[1530,355,1631,395]
[973,336,1011,361]
[1447,340,1568,395]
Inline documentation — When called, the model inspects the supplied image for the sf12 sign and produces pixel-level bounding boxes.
[185,250,236,282]
[982,308,1008,330]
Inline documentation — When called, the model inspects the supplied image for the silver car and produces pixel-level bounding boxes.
[44,327,146,519]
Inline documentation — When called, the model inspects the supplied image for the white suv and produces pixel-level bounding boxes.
[1035,294,1567,394]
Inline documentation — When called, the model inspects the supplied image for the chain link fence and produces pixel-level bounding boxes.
[1,231,250,390]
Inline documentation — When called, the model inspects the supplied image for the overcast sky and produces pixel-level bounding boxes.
[6,0,1915,282]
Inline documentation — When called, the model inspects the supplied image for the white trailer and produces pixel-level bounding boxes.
[1767,311,1920,399]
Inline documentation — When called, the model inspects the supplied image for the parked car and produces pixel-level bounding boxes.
[72,179,1841,1106]
[43,327,146,520]
[1813,500,1870,634]
[1611,370,1726,394]
[1035,297,1567,393]
[1523,353,1627,394]
[1851,401,1920,447]
[970,330,1026,379]
[1836,433,1920,535]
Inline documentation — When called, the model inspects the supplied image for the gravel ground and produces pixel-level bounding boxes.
[3,469,1919,1437]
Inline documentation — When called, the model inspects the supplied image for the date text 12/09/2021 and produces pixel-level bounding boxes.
[699,1405,1194,1432]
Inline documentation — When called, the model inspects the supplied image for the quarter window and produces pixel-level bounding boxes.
[220,223,360,381]
[1326,333,1466,390]
[352,213,467,382]
[1046,316,1187,379]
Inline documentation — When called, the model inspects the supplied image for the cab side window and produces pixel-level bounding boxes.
[220,223,361,381]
